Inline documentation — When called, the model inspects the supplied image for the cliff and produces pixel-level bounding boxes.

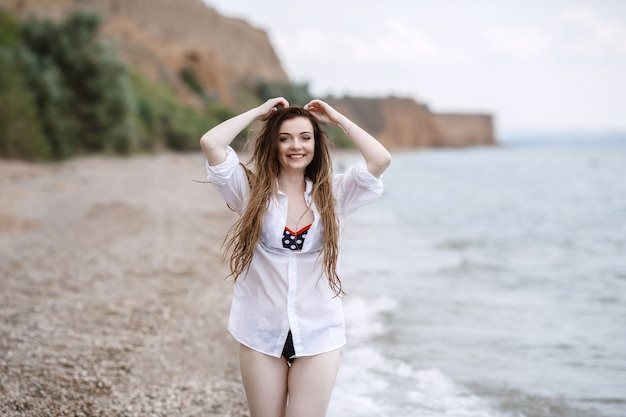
[328,97,496,149]
[0,0,289,107]
[0,0,496,148]
[432,113,496,147]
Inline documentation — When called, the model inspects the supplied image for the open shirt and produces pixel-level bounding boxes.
[206,146,383,358]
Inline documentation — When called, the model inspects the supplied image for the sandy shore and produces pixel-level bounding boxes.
[0,153,248,416]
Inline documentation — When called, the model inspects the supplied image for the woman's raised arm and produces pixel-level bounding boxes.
[304,99,392,178]
[200,97,289,166]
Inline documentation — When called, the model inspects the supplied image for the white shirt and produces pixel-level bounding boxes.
[206,146,383,358]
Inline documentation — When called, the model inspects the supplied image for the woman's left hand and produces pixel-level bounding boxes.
[304,99,342,126]
[306,99,391,178]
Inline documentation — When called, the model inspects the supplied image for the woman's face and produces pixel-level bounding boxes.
[276,117,315,174]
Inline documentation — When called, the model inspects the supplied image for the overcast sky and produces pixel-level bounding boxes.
[203,1,626,138]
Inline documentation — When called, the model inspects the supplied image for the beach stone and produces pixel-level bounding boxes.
[0,154,247,416]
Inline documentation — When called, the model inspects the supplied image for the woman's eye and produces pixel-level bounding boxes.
[302,136,312,141]
[279,136,290,142]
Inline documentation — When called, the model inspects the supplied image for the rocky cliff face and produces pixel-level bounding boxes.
[0,0,289,107]
[326,97,443,148]
[433,113,496,147]
[328,97,496,149]
[1,0,496,148]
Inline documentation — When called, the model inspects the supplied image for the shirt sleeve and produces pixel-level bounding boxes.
[205,146,250,214]
[333,159,384,217]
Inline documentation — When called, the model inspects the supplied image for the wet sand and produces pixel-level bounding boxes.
[0,153,248,416]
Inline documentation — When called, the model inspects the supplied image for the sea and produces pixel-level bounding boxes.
[328,139,626,417]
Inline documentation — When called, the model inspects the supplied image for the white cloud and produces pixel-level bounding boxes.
[274,18,458,70]
[482,26,553,60]
[368,19,439,63]
[559,6,626,57]
[204,0,626,133]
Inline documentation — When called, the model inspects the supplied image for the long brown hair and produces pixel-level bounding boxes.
[223,106,343,296]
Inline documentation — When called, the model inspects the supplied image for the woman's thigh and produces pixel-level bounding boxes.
[239,344,289,417]
[286,349,340,417]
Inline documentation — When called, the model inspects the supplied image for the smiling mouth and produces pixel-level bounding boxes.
[288,154,305,159]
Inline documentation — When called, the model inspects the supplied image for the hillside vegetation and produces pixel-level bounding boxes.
[0,10,324,161]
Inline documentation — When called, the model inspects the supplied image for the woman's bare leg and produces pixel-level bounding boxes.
[286,349,340,417]
[239,344,289,417]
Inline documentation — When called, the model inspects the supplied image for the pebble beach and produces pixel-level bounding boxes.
[0,153,249,416]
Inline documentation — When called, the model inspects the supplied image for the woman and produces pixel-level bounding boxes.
[201,97,391,417]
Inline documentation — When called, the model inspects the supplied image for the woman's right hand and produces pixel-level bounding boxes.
[256,97,290,119]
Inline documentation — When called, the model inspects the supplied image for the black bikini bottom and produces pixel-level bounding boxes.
[281,330,296,365]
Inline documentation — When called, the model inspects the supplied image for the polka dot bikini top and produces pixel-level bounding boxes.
[283,224,312,251]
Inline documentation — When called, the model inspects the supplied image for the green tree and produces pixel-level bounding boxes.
[0,10,50,160]
[18,10,135,158]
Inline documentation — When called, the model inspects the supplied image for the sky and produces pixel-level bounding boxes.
[203,1,626,138]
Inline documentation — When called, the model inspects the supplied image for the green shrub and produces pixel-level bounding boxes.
[0,10,49,160]
[179,67,205,98]
[161,105,205,151]
[0,48,50,160]
[130,71,194,151]
[0,8,19,47]
[16,10,136,158]
[325,125,352,148]
[256,81,313,106]
[16,45,78,158]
